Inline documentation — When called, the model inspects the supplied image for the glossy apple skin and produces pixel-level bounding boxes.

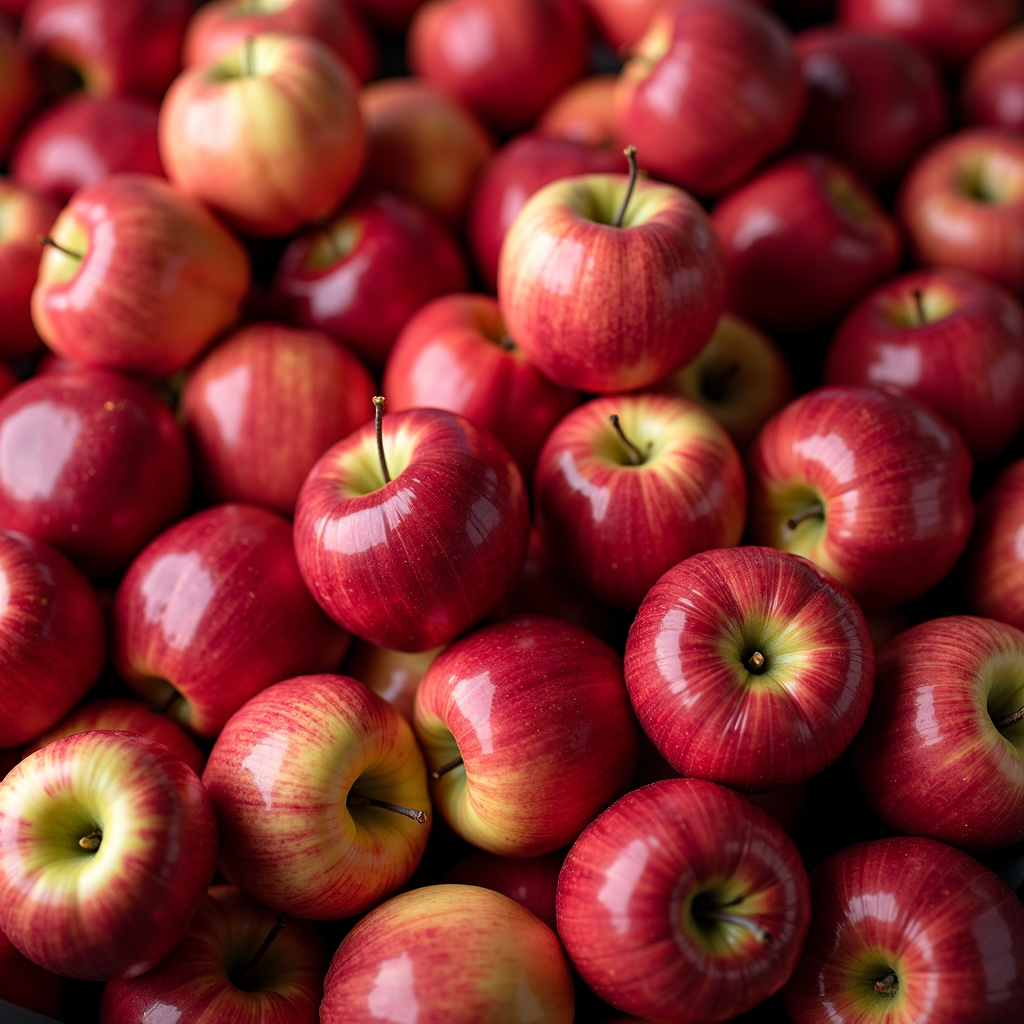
[557,778,811,1023]
[100,885,328,1024]
[784,837,1024,1023]
[715,154,902,330]
[626,547,875,792]
[114,504,350,738]
[0,731,217,980]
[826,268,1024,461]
[0,369,191,578]
[203,674,431,919]
[0,923,62,1017]
[499,175,725,394]
[534,394,746,609]
[0,13,34,162]
[182,322,376,516]
[382,294,579,478]
[969,460,1024,629]
[294,408,530,652]
[748,386,975,609]
[537,75,617,149]
[962,26,1024,134]
[795,27,947,184]
[343,639,444,723]
[899,128,1024,298]
[321,885,574,1024]
[415,614,639,857]
[32,173,250,376]
[408,0,588,135]
[615,0,804,197]
[272,191,469,370]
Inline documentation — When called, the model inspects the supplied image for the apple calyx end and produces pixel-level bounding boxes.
[786,503,825,532]
[873,971,899,997]
[347,791,427,824]
[608,414,649,467]
[373,396,392,485]
[612,146,639,229]
[37,235,83,261]
[78,830,102,852]
[431,754,464,781]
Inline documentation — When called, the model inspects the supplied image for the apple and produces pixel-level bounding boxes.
[349,0,424,30]
[382,293,579,478]
[714,153,902,330]
[294,405,530,652]
[961,26,1024,134]
[0,13,34,162]
[536,75,617,148]
[0,364,15,399]
[582,0,673,50]
[0,0,28,19]
[271,191,469,371]
[414,614,639,856]
[320,885,574,1023]
[557,778,811,1023]
[747,385,975,609]
[899,128,1024,298]
[825,268,1024,461]
[0,368,191,578]
[203,673,431,919]
[968,460,1024,630]
[498,163,726,394]
[343,638,444,723]
[534,393,746,609]
[0,923,62,1018]
[32,173,249,376]
[0,730,217,980]
[784,837,1024,1022]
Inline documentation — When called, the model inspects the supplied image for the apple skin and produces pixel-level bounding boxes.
[614,0,804,197]
[537,75,617,149]
[99,885,328,1024]
[343,639,444,723]
[534,393,746,609]
[0,369,191,578]
[748,386,975,609]
[320,885,575,1024]
[825,268,1024,461]
[557,778,811,1024]
[968,460,1024,630]
[714,153,902,331]
[625,546,875,793]
[32,173,250,376]
[294,407,530,653]
[962,26,1024,134]
[182,322,377,516]
[498,174,726,394]
[898,128,1024,298]
[795,27,948,184]
[203,674,431,920]
[271,191,469,371]
[582,0,673,50]
[414,614,640,857]
[382,293,579,478]
[0,730,217,980]
[784,837,1024,1023]
[0,923,62,1018]
[0,13,35,162]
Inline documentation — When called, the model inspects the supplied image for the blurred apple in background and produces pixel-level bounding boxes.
[537,75,617,148]
[0,13,35,160]
[961,26,1024,135]
[343,639,444,723]
[0,923,62,1018]
[582,0,673,50]
[969,459,1024,630]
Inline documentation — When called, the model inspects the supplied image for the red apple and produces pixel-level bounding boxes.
[536,75,617,148]
[0,0,28,19]
[968,460,1024,630]
[382,293,579,477]
[826,268,1024,461]
[0,364,15,399]
[0,923,62,1017]
[350,0,424,30]
[0,369,191,578]
[557,778,811,1023]
[343,639,444,723]
[0,13,34,162]
[582,0,673,50]
[271,191,469,370]
[0,731,217,980]
[962,26,1024,134]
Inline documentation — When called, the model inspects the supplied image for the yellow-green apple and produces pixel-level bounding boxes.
[160,33,365,238]
[320,885,574,1024]
[784,837,1024,1022]
[714,153,902,330]
[0,731,217,980]
[344,639,444,724]
[583,0,673,49]
[181,322,376,516]
[557,778,811,1023]
[537,75,617,148]
[0,923,62,1017]
[294,406,529,652]
[0,369,191,577]
[534,393,746,609]
[747,386,975,609]
[652,311,793,451]
[271,192,469,370]
[898,128,1024,297]
[382,294,579,477]
[99,886,328,1024]
[203,674,431,919]
[414,614,639,856]
[498,169,726,393]
[0,13,34,161]
[113,503,350,738]
[614,0,804,196]
[825,268,1024,461]
[968,460,1024,629]
[31,173,249,376]
[625,546,875,792]
[961,26,1024,134]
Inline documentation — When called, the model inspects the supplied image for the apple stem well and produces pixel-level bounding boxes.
[373,396,392,484]
[786,503,824,531]
[346,792,428,823]
[37,235,82,260]
[692,896,772,945]
[874,971,898,997]
[997,705,1024,730]
[78,830,102,852]
[703,362,741,402]
[236,913,289,990]
[431,754,465,780]
[608,414,648,466]
[612,145,639,229]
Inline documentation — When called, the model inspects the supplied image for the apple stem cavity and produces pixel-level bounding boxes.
[347,792,427,824]
[237,913,289,990]
[874,971,899,997]
[697,905,772,945]
[373,396,392,484]
[431,755,464,780]
[787,503,824,531]
[746,651,767,674]
[608,414,648,466]
[612,145,639,229]
[703,362,741,402]
[996,705,1024,730]
[37,235,82,260]
[78,830,102,852]
[499,335,517,351]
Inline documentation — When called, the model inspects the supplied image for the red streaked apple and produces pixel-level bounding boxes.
[537,75,617,148]
[203,673,431,919]
[0,923,62,1017]
[320,885,574,1024]
[961,26,1024,134]
[557,778,811,1024]
[747,386,975,609]
[344,639,444,723]
[0,730,217,980]
[0,13,34,161]
[968,460,1024,630]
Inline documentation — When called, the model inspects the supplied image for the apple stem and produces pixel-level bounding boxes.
[912,289,925,324]
[996,705,1024,729]
[874,971,898,996]
[37,235,82,260]
[245,34,255,76]
[431,755,464,780]
[608,414,647,466]
[612,145,639,229]
[78,830,102,852]
[373,396,392,484]
[237,913,289,989]
[747,651,766,674]
[499,335,516,351]
[347,792,427,823]
[786,503,824,531]
[699,908,772,945]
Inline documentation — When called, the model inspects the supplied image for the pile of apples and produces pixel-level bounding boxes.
[2,0,1024,1021]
